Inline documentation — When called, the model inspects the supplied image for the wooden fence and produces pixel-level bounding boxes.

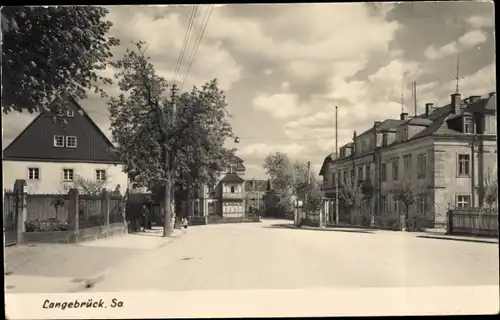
[447,207,499,237]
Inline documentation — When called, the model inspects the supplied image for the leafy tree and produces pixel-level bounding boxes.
[394,180,417,230]
[73,175,108,196]
[339,174,364,223]
[108,41,235,236]
[263,153,324,217]
[1,6,119,114]
[482,167,498,209]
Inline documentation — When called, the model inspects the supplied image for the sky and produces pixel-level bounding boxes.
[2,2,496,179]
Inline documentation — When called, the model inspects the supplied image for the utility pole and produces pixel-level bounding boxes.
[162,84,178,237]
[306,161,311,223]
[335,106,339,226]
[413,81,417,117]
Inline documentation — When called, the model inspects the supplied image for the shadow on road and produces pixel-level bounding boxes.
[416,235,499,244]
[263,224,374,234]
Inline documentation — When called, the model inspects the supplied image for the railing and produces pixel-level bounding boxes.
[222,192,244,199]
[447,207,498,237]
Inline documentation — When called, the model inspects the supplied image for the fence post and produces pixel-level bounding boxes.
[101,189,110,237]
[68,189,79,242]
[14,180,28,244]
[446,209,453,235]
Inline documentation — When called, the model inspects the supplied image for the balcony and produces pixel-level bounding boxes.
[222,192,244,200]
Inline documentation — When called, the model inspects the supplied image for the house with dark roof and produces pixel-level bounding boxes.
[320,91,497,229]
[2,94,128,195]
[193,155,248,218]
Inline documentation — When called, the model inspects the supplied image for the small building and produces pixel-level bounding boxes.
[2,93,128,195]
[194,156,247,218]
[244,178,268,213]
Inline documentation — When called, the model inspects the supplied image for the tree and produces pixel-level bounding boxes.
[263,153,324,218]
[108,41,235,236]
[393,180,418,230]
[1,6,120,114]
[74,175,108,196]
[339,174,364,224]
[482,167,498,209]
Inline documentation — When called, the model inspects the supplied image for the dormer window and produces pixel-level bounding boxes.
[464,117,474,134]
[403,127,408,141]
[66,109,74,117]
[229,165,236,174]
[382,133,388,146]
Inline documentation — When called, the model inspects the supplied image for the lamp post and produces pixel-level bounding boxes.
[295,199,304,227]
[469,134,483,208]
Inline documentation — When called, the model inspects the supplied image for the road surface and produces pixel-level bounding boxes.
[85,219,499,292]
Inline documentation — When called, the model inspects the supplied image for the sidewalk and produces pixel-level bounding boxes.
[285,223,498,243]
[4,227,184,293]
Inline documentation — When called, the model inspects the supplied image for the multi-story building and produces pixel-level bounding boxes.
[3,93,128,195]
[320,91,497,228]
[194,156,247,218]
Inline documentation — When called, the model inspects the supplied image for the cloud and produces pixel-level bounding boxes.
[466,15,494,29]
[252,92,304,119]
[457,30,488,48]
[424,43,458,60]
[237,142,307,159]
[424,29,488,60]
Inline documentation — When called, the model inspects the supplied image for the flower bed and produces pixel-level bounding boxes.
[25,219,69,232]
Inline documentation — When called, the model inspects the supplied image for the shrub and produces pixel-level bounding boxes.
[25,218,69,232]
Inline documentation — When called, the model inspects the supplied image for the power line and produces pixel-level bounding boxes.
[179,5,214,91]
[171,5,199,85]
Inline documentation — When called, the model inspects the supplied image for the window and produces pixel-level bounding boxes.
[458,154,470,176]
[393,196,400,215]
[464,117,474,134]
[54,104,64,116]
[66,136,77,148]
[365,164,371,182]
[229,165,236,174]
[418,195,427,215]
[403,154,411,178]
[66,109,75,117]
[382,133,388,146]
[403,127,408,141]
[350,169,355,183]
[391,158,399,181]
[331,173,335,186]
[381,196,387,214]
[230,186,235,193]
[63,169,74,181]
[357,166,363,181]
[96,170,106,181]
[28,168,40,180]
[54,135,64,147]
[417,153,427,179]
[381,163,387,182]
[457,195,471,208]
[343,171,348,184]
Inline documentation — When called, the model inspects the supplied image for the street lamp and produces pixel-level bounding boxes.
[295,199,304,227]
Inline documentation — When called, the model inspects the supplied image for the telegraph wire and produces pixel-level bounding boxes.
[171,5,199,85]
[179,5,214,91]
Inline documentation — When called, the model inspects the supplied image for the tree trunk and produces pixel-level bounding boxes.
[162,176,173,237]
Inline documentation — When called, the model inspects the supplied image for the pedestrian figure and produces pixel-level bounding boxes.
[181,217,188,234]
[141,204,149,232]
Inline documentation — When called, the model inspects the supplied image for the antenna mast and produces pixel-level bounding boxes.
[455,54,460,94]
[401,83,404,114]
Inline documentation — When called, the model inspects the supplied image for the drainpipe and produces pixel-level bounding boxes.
[471,134,476,207]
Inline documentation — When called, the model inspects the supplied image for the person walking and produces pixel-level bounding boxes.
[140,204,149,232]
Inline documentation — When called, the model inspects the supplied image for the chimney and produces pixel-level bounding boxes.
[425,103,434,116]
[373,121,381,128]
[400,112,408,120]
[451,93,461,114]
[469,95,480,103]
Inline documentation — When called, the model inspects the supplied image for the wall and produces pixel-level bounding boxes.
[3,160,128,195]
[433,139,497,223]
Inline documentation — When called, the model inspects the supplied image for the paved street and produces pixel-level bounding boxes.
[82,219,499,292]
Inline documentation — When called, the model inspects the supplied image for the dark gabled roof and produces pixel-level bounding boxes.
[378,119,406,131]
[3,93,120,162]
[244,179,268,192]
[406,117,433,126]
[319,152,337,176]
[220,173,245,183]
